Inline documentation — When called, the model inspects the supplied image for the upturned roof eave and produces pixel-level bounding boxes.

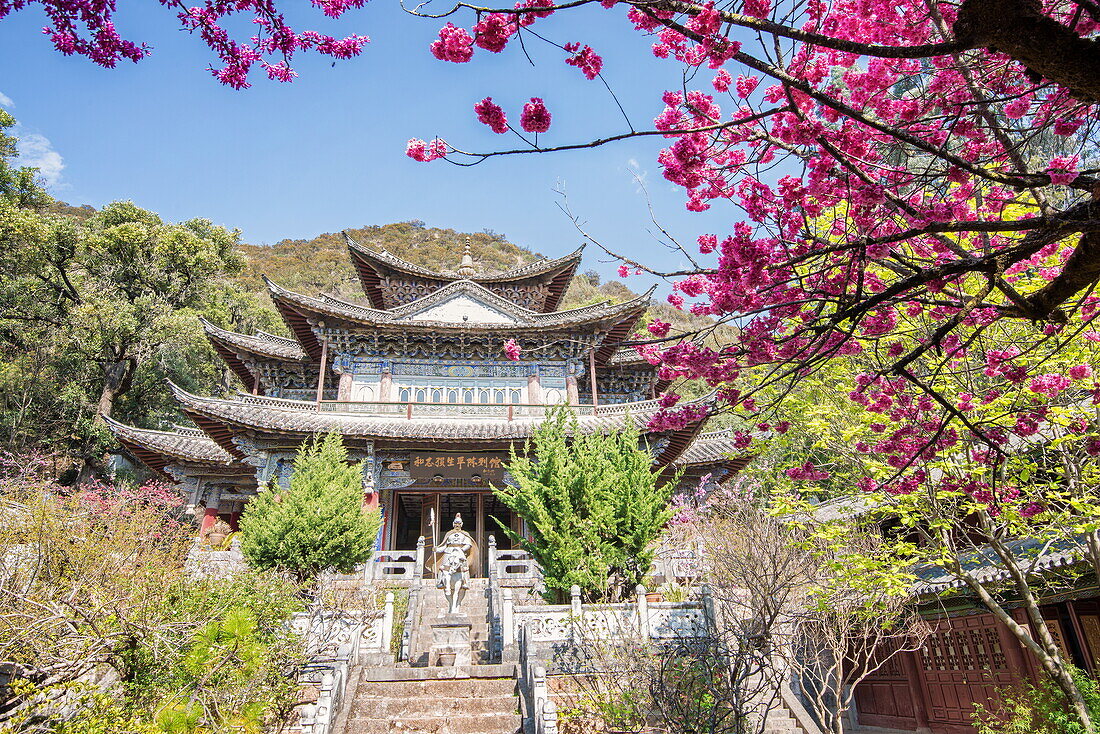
[346,233,584,283]
[199,317,308,362]
[104,415,240,469]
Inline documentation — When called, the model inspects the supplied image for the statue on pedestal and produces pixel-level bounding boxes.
[435,513,474,614]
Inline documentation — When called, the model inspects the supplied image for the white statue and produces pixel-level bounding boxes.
[435,514,474,614]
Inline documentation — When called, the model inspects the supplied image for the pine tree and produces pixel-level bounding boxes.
[239,432,380,583]
[494,407,680,602]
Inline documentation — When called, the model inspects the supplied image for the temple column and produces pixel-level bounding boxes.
[900,649,932,734]
[199,486,223,535]
[527,366,542,404]
[566,374,579,404]
[380,363,393,402]
[338,372,353,402]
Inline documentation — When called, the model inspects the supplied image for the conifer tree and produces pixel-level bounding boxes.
[239,432,380,583]
[494,407,680,602]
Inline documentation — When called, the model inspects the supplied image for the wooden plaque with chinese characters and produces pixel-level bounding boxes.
[410,452,506,487]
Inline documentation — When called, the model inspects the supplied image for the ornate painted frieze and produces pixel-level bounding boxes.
[580,368,655,404]
[328,332,597,362]
[378,276,552,311]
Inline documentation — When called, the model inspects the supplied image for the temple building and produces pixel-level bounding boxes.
[107,236,745,571]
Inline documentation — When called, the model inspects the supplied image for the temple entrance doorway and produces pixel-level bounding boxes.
[390,490,516,577]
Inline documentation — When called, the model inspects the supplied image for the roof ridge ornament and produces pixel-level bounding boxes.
[457,237,477,277]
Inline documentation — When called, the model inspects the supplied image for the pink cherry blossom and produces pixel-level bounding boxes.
[564,42,603,80]
[473,13,515,53]
[503,338,522,360]
[431,23,474,63]
[474,97,509,134]
[1070,364,1093,380]
[648,319,671,337]
[520,97,552,133]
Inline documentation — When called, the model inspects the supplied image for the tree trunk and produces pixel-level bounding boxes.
[96,357,136,419]
[953,0,1100,103]
[78,357,137,483]
[951,523,1096,733]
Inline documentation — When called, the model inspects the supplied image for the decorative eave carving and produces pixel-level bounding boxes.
[264,276,653,366]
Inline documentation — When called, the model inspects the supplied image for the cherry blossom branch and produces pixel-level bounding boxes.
[442,106,789,163]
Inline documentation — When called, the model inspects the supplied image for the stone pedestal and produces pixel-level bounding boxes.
[428,614,473,677]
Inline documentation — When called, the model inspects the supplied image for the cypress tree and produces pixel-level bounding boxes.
[494,406,680,602]
[239,432,380,583]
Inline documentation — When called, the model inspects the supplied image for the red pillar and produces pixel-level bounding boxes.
[200,506,219,534]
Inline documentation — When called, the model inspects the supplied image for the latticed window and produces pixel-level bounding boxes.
[399,388,411,402]
[480,389,490,403]
[432,389,442,403]
[511,389,522,403]
[495,389,505,403]
[416,388,426,402]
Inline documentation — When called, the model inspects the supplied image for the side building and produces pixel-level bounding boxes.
[107,237,745,572]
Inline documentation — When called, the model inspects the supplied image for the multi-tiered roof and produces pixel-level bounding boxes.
[108,236,739,495]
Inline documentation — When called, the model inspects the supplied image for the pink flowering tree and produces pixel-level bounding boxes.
[0,0,371,88]
[400,0,1100,723]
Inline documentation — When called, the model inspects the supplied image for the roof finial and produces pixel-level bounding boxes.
[457,236,477,277]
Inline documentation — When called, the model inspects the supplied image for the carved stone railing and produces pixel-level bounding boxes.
[361,543,423,584]
[650,543,705,587]
[507,584,710,648]
[517,626,558,734]
[512,584,713,734]
[489,547,541,586]
[289,593,400,734]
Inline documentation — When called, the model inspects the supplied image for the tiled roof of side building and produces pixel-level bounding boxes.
[104,415,238,468]
[670,430,752,470]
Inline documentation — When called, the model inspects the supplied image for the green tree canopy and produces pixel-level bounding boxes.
[494,406,681,602]
[239,432,382,584]
[0,113,278,468]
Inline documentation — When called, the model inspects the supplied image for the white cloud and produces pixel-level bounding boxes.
[0,91,12,108]
[626,157,649,191]
[15,132,66,187]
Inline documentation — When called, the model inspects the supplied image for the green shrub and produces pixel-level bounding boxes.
[239,432,381,583]
[974,666,1100,734]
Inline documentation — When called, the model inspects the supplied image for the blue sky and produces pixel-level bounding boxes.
[0,1,732,283]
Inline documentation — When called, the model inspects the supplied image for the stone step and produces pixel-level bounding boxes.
[345,712,521,734]
[351,694,519,718]
[355,675,516,692]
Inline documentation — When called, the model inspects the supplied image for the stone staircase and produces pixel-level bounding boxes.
[763,704,805,734]
[408,579,493,666]
[342,677,521,734]
[335,578,520,734]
